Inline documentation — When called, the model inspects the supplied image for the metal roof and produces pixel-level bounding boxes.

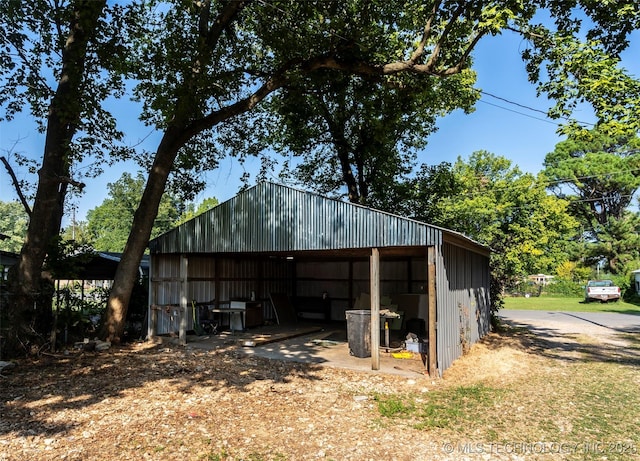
[149,181,488,255]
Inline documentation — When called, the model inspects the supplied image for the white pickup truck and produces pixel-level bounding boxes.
[584,280,620,302]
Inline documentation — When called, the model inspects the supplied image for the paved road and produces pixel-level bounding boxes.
[498,309,640,343]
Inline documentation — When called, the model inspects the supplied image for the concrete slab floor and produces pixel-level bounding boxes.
[183,323,430,379]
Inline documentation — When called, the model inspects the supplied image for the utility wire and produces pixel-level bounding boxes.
[256,0,597,129]
[477,99,559,126]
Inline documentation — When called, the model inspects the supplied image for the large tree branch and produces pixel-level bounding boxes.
[205,0,250,48]
[183,40,478,148]
[410,0,442,63]
[183,68,290,142]
[1,156,32,216]
[425,0,466,70]
[302,54,461,77]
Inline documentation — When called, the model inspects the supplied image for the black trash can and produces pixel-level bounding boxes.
[345,309,371,358]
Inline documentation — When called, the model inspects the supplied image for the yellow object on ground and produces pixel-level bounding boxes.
[391,351,414,359]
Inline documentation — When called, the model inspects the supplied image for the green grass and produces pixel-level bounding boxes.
[374,329,640,461]
[375,384,503,431]
[502,295,640,314]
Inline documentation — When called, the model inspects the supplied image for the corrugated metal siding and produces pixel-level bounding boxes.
[436,241,491,375]
[147,182,492,371]
[151,254,294,334]
[149,182,440,254]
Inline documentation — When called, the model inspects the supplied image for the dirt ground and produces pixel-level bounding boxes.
[0,322,635,461]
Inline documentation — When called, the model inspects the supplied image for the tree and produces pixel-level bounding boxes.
[521,2,640,137]
[585,213,640,276]
[544,130,640,232]
[60,220,93,247]
[0,0,135,349]
[175,197,219,226]
[103,0,640,342]
[435,151,579,288]
[0,201,29,253]
[544,129,640,274]
[266,69,477,207]
[86,173,182,252]
[404,162,463,225]
[103,0,546,342]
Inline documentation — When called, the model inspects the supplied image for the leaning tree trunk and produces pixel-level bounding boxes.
[101,125,187,343]
[8,1,107,353]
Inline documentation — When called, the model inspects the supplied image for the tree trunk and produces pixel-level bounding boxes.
[9,1,107,352]
[102,125,186,343]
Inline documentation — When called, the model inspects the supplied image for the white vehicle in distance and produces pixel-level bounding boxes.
[584,280,621,303]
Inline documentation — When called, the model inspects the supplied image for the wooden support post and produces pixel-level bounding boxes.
[370,248,380,370]
[147,257,154,341]
[148,306,157,341]
[179,254,188,346]
[427,246,438,377]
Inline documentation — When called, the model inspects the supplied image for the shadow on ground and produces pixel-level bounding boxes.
[486,320,640,367]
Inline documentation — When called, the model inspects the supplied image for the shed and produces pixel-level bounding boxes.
[632,269,640,293]
[147,182,491,376]
[0,250,19,281]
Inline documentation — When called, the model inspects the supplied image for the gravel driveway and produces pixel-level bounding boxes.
[498,309,640,346]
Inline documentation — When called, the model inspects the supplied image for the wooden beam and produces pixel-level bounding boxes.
[370,248,380,370]
[179,254,188,345]
[147,259,155,341]
[427,246,438,377]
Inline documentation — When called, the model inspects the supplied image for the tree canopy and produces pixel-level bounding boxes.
[265,67,477,207]
[2,0,639,350]
[0,201,29,253]
[86,172,182,252]
[544,130,640,231]
[428,151,579,286]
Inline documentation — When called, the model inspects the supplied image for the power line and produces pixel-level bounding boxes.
[255,0,599,129]
[477,90,596,128]
[477,99,558,126]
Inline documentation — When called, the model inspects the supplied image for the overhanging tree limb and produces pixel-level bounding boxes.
[0,155,32,217]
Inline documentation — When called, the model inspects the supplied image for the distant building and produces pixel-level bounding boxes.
[0,250,19,281]
[528,274,554,286]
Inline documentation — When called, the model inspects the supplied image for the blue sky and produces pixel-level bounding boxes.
[1,28,638,228]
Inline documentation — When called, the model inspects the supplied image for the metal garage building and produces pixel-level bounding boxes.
[147,181,491,376]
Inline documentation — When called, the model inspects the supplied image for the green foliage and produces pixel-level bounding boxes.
[175,197,219,226]
[267,68,478,207]
[86,172,182,252]
[422,152,579,288]
[544,278,584,297]
[0,201,28,253]
[0,0,138,175]
[60,220,94,247]
[521,2,640,137]
[536,39,640,138]
[544,130,640,232]
[555,260,591,283]
[584,214,640,276]
[405,162,462,225]
[52,284,107,344]
[44,237,96,280]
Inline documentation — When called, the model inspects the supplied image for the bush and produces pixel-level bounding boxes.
[544,278,583,297]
